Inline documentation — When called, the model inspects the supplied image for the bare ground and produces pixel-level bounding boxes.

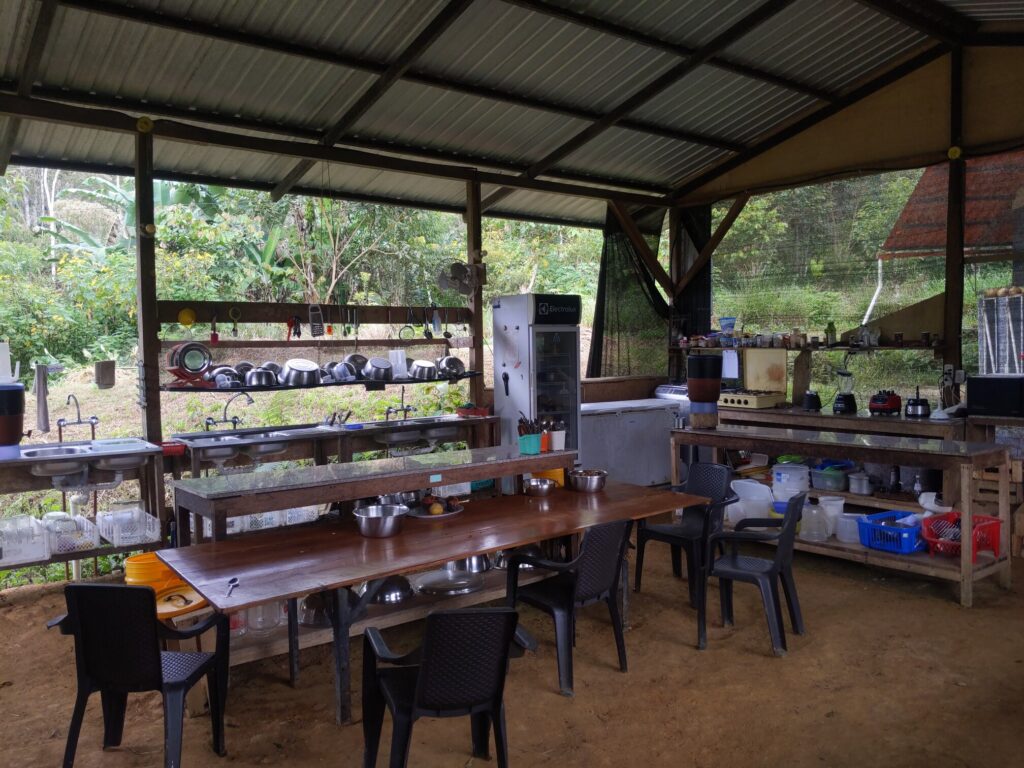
[2,547,1022,768]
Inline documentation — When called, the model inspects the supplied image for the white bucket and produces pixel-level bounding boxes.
[729,479,774,524]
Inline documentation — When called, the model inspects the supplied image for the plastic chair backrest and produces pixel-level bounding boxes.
[63,584,164,693]
[685,463,733,504]
[573,519,632,603]
[773,493,805,569]
[415,607,518,712]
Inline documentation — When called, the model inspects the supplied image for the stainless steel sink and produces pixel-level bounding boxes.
[192,434,242,460]
[409,415,462,425]
[23,446,92,476]
[92,453,148,471]
[375,431,424,446]
[423,426,459,441]
[243,431,290,457]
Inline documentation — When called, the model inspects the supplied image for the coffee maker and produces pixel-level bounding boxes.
[833,369,857,414]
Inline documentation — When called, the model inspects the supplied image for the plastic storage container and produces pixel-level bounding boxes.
[817,496,844,536]
[730,479,774,525]
[98,506,161,546]
[43,514,100,555]
[921,512,1001,562]
[0,515,50,566]
[857,511,925,554]
[835,513,863,544]
[798,505,829,542]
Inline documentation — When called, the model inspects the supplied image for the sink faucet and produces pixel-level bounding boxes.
[385,386,417,422]
[205,392,254,431]
[57,394,100,441]
[323,410,353,426]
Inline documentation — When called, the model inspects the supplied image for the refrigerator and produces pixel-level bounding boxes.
[492,294,582,454]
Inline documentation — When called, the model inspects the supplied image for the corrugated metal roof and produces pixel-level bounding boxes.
[723,0,928,91]
[1,0,992,227]
[631,65,817,147]
[942,1,1024,20]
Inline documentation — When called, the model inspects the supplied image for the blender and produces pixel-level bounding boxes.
[832,369,857,414]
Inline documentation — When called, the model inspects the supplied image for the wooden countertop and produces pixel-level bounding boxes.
[159,482,706,613]
[718,406,964,438]
[671,425,1006,469]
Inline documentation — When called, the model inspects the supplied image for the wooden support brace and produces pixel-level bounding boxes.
[673,193,750,297]
[609,201,674,295]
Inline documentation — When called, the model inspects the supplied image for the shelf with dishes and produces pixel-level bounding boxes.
[161,371,480,393]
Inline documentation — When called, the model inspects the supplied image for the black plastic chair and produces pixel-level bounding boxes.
[634,463,736,607]
[362,607,519,768]
[48,583,229,768]
[701,492,806,656]
[506,519,633,696]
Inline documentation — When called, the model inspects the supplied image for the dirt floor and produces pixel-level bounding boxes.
[2,547,1022,768]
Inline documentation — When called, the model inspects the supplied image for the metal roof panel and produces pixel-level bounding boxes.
[942,1,1024,20]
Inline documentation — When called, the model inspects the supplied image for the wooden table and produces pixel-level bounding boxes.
[671,425,1012,606]
[159,482,706,723]
[171,445,576,543]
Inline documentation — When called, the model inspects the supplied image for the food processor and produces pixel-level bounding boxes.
[832,369,857,414]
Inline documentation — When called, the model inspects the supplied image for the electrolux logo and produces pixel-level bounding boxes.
[538,302,574,316]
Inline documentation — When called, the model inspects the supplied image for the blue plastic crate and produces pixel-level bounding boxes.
[857,510,925,554]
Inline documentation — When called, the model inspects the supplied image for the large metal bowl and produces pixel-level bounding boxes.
[331,361,359,382]
[445,554,491,574]
[408,360,437,380]
[358,575,415,605]
[279,358,321,387]
[353,504,408,538]
[524,477,557,496]
[362,357,393,381]
[435,355,466,379]
[567,469,608,493]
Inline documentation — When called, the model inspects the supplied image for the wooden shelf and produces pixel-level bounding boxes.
[161,371,480,393]
[9,540,163,570]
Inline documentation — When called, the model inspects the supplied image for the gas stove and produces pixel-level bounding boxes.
[718,389,788,409]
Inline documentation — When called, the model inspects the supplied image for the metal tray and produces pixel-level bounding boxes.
[415,570,483,596]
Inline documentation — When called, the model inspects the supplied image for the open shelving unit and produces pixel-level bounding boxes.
[160,371,480,394]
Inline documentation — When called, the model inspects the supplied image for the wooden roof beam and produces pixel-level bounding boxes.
[270,0,473,201]
[56,0,740,154]
[480,0,795,212]
[0,0,57,174]
[853,0,977,46]
[0,93,669,208]
[502,0,836,102]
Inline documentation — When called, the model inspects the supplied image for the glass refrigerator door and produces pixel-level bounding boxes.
[532,327,579,449]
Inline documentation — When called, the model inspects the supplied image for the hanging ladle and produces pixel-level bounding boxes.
[422,306,433,340]
[442,307,453,340]
[399,306,415,340]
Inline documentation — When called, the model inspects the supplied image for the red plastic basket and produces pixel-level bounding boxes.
[920,512,1001,562]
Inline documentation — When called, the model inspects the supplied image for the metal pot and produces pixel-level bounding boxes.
[358,575,415,605]
[259,361,282,376]
[362,357,393,381]
[848,472,874,495]
[445,554,491,574]
[234,361,255,376]
[343,354,368,376]
[436,355,466,378]
[331,361,358,382]
[279,358,321,387]
[408,360,437,380]
[244,368,277,387]
[567,469,607,493]
[353,504,408,538]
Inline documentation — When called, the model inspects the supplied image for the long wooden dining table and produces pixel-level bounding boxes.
[158,481,706,723]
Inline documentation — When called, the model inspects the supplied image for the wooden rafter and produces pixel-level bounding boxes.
[479,0,795,212]
[673,193,750,297]
[501,0,836,102]
[0,93,669,209]
[853,0,977,46]
[55,0,739,154]
[270,0,473,200]
[609,201,674,296]
[0,0,56,174]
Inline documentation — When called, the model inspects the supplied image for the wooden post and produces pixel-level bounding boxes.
[466,180,485,406]
[135,122,163,443]
[943,47,965,370]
